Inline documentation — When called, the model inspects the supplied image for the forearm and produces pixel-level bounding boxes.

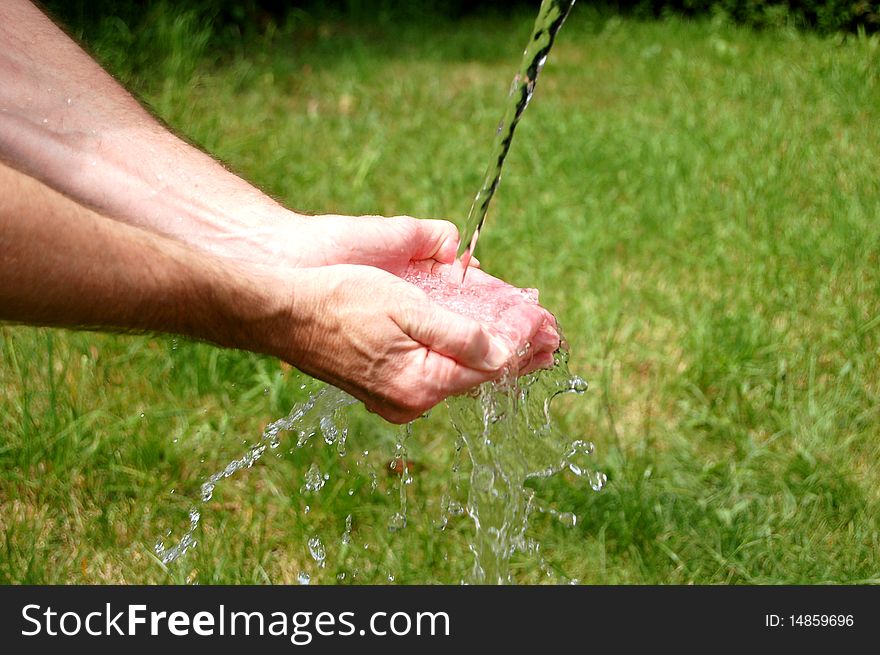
[0,1,470,276]
[0,0,297,264]
[0,161,285,352]
[0,159,558,424]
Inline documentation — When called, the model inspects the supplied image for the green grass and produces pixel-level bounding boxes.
[2,7,879,583]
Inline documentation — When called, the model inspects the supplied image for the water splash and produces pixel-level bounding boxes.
[303,462,327,493]
[455,0,577,282]
[154,508,200,565]
[308,536,327,567]
[154,386,356,565]
[387,424,412,532]
[341,513,353,546]
[156,271,602,583]
[445,350,601,583]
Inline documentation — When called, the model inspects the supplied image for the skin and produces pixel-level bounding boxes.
[0,0,458,273]
[0,1,560,424]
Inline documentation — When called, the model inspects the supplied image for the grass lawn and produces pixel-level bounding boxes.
[1,6,878,584]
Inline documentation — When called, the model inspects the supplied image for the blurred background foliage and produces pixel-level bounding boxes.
[42,0,880,36]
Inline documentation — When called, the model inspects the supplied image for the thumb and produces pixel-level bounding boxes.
[393,297,512,372]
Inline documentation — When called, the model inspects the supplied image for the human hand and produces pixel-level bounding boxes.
[284,214,468,273]
[404,262,560,376]
[260,263,551,423]
[278,215,560,375]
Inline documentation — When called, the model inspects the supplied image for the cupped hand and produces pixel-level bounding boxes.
[286,214,464,273]
[263,264,550,423]
[405,262,561,377]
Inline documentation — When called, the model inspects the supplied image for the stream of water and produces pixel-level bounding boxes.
[454,0,577,283]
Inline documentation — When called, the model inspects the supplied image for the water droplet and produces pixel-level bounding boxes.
[308,536,326,565]
[557,512,577,528]
[303,463,325,492]
[570,376,589,393]
[387,512,406,532]
[320,414,339,445]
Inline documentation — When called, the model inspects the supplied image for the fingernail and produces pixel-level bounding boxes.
[485,337,512,369]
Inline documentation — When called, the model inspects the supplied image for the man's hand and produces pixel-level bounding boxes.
[262,265,550,424]
[0,163,560,424]
[283,214,462,273]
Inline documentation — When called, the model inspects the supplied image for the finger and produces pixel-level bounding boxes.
[518,351,556,376]
[422,349,500,396]
[491,302,548,352]
[407,218,460,263]
[532,323,561,354]
[393,298,512,372]
[531,311,561,353]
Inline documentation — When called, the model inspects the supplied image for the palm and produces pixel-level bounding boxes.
[405,263,560,372]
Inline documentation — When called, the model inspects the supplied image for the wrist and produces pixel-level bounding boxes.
[199,260,299,361]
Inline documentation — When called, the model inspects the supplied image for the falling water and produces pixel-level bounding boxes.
[455,0,577,283]
[409,265,604,583]
[443,356,603,583]
[154,386,357,565]
[155,268,603,584]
